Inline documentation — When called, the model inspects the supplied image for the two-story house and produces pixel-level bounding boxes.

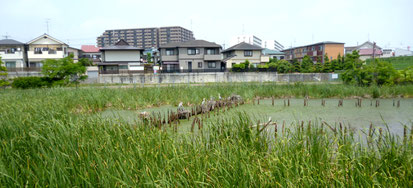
[222,42,265,68]
[81,45,101,64]
[0,39,27,70]
[98,39,144,74]
[27,34,71,68]
[159,40,223,73]
[345,41,382,61]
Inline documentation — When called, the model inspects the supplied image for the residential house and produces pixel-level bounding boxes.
[0,39,27,69]
[98,39,144,74]
[27,34,71,68]
[394,48,413,57]
[222,42,265,68]
[80,45,101,64]
[68,47,80,62]
[382,49,394,58]
[262,48,285,60]
[159,40,223,72]
[345,41,383,61]
[283,41,345,63]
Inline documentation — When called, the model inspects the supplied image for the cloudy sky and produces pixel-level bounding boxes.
[1,0,412,49]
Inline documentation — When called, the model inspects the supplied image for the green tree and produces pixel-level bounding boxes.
[0,57,10,88]
[322,55,332,72]
[300,55,314,73]
[276,60,293,73]
[291,59,301,72]
[344,50,362,70]
[146,53,153,64]
[315,62,323,72]
[78,58,94,66]
[41,54,88,87]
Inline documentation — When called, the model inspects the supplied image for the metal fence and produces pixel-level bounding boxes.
[7,67,42,72]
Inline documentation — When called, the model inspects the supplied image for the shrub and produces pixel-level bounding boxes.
[12,77,49,89]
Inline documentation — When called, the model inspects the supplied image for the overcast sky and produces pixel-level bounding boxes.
[1,0,412,49]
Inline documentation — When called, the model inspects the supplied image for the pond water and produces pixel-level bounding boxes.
[99,99,413,136]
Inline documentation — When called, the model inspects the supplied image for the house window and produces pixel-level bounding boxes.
[48,49,57,54]
[244,50,253,57]
[166,49,175,56]
[206,48,218,55]
[198,62,202,68]
[311,47,315,51]
[119,65,128,69]
[56,47,63,51]
[34,48,42,54]
[5,61,16,68]
[319,46,323,50]
[42,47,49,51]
[188,48,199,55]
[208,62,216,68]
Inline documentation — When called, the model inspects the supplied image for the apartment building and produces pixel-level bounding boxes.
[159,40,223,72]
[0,39,27,69]
[27,34,77,67]
[97,26,195,49]
[98,39,144,74]
[283,41,344,63]
[229,35,262,47]
[262,40,284,51]
[222,42,266,68]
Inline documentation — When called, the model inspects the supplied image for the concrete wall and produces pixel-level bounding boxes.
[104,51,141,62]
[97,72,338,84]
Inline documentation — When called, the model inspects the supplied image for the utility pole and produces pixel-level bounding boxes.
[372,42,376,60]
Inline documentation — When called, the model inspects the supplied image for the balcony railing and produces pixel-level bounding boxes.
[7,67,42,72]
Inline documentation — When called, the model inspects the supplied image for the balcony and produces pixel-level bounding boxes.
[204,54,222,61]
[28,51,65,59]
[161,55,178,61]
[0,51,24,59]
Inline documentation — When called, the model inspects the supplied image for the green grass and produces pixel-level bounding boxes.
[1,84,413,186]
[366,56,413,70]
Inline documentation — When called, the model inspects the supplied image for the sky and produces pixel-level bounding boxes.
[1,0,412,49]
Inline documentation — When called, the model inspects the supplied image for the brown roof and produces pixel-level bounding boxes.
[222,42,263,53]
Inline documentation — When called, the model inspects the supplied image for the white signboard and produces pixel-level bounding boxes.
[332,74,338,79]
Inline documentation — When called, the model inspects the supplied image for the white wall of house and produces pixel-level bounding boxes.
[104,51,141,62]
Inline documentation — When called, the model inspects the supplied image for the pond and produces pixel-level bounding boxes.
[99,98,413,136]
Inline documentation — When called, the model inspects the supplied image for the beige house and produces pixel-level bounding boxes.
[222,42,266,68]
[159,40,223,72]
[27,34,78,67]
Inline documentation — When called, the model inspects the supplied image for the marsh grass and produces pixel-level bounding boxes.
[1,84,413,186]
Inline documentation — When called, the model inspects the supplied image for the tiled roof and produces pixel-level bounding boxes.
[0,39,25,45]
[81,45,100,53]
[160,40,221,48]
[282,41,344,51]
[222,42,263,53]
[100,39,143,51]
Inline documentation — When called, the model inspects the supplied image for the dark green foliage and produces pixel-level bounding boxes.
[366,56,413,70]
[11,77,52,89]
[300,55,315,73]
[342,60,399,86]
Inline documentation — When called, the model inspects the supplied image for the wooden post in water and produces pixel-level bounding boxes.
[272,96,274,106]
[288,99,290,107]
[397,100,400,108]
[257,97,260,105]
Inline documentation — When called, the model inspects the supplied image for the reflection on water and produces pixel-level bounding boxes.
[99,99,413,136]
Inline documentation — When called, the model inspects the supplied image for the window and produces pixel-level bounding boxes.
[34,48,42,54]
[5,61,16,68]
[56,47,63,51]
[244,50,253,57]
[188,48,199,55]
[42,47,49,51]
[208,62,216,68]
[206,48,218,55]
[48,49,57,54]
[165,49,175,56]
[198,62,202,68]
[119,65,128,69]
[311,47,315,51]
[319,46,323,50]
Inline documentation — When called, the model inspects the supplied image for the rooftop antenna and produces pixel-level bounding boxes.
[190,19,193,31]
[312,33,314,43]
[2,32,10,39]
[45,18,51,34]
[367,33,370,42]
